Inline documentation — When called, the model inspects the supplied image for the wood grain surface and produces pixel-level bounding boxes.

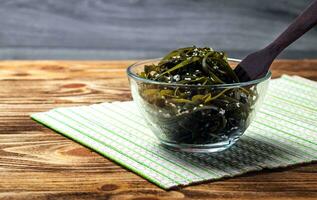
[0,60,316,200]
[0,0,317,59]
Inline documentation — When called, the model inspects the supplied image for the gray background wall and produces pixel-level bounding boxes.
[0,0,316,60]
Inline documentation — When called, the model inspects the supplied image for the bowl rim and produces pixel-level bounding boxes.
[127,58,272,88]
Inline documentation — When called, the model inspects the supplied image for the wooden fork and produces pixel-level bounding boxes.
[234,0,317,82]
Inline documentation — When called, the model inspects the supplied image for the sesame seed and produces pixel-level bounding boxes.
[219,109,225,115]
[173,75,180,81]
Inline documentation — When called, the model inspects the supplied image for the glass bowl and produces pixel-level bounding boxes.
[127,58,271,153]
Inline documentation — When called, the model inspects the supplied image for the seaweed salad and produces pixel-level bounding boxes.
[136,47,258,145]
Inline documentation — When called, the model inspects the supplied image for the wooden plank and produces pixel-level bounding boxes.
[0,0,316,59]
[0,60,316,200]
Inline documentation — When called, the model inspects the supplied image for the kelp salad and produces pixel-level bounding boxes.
[129,46,262,150]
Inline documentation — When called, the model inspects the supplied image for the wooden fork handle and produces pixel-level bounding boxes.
[266,0,317,56]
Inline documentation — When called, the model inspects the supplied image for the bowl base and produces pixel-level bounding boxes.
[159,139,237,153]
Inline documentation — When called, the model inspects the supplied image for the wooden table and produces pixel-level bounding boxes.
[0,60,316,200]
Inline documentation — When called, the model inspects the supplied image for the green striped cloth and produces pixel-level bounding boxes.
[31,75,317,189]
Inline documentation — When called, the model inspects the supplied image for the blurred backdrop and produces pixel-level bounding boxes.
[0,0,316,60]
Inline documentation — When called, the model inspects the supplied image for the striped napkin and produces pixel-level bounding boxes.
[31,75,317,189]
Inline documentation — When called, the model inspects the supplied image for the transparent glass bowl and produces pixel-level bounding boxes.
[127,58,271,153]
